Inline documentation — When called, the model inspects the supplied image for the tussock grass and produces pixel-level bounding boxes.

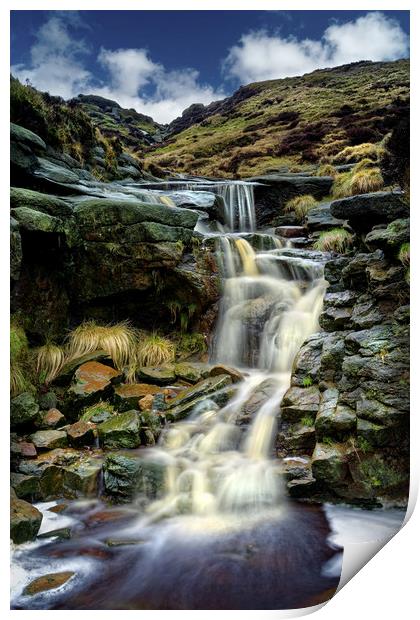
[36,343,66,385]
[398,243,410,267]
[316,164,337,177]
[284,195,317,221]
[352,158,376,173]
[10,322,33,396]
[350,168,384,194]
[314,228,354,253]
[331,172,353,198]
[137,333,175,367]
[66,320,138,370]
[333,142,383,164]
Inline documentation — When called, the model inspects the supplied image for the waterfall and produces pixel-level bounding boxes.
[215,182,257,232]
[145,231,327,523]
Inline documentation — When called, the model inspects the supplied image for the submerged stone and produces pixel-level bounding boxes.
[165,374,233,421]
[23,571,75,596]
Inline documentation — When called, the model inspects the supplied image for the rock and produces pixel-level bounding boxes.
[139,394,154,411]
[165,374,233,421]
[11,392,40,426]
[39,408,66,429]
[114,383,163,409]
[67,421,96,447]
[38,391,58,410]
[315,389,356,437]
[348,454,408,500]
[208,364,243,383]
[274,225,306,238]
[23,571,74,596]
[278,424,316,452]
[11,206,63,234]
[319,306,352,331]
[19,442,37,457]
[30,430,68,450]
[137,366,177,386]
[97,410,141,449]
[103,452,165,500]
[62,457,102,496]
[281,386,321,423]
[34,157,80,184]
[356,418,397,448]
[311,442,349,485]
[10,473,41,501]
[10,497,43,543]
[174,362,208,383]
[139,221,194,244]
[56,351,111,385]
[287,477,318,498]
[67,361,122,411]
[330,191,408,231]
[365,218,409,252]
[305,203,345,231]
[249,174,333,227]
[10,187,72,217]
[290,334,324,386]
[37,527,72,540]
[341,250,384,290]
[10,123,46,152]
[356,397,403,427]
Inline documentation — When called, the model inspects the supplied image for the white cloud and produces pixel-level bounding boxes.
[224,12,409,84]
[12,14,92,99]
[11,14,224,124]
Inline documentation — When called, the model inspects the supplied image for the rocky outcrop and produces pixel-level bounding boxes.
[330,191,408,232]
[278,210,410,506]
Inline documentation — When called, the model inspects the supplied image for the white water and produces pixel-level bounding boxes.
[144,227,327,524]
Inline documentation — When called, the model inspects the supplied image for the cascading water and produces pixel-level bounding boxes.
[215,181,257,232]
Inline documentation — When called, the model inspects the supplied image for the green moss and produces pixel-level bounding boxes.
[302,376,313,387]
[300,415,314,427]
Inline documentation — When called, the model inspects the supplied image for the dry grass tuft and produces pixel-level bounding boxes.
[333,142,383,164]
[10,322,33,396]
[331,172,353,198]
[398,243,410,267]
[313,228,354,253]
[284,195,318,221]
[350,168,384,195]
[137,333,175,367]
[66,320,138,370]
[316,163,337,177]
[36,343,66,385]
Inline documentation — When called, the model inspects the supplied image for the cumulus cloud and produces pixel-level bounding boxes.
[11,13,224,123]
[224,12,409,84]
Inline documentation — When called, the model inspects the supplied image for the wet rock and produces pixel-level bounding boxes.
[38,527,72,540]
[319,306,352,331]
[287,476,318,498]
[67,361,122,413]
[97,410,141,449]
[341,250,384,290]
[10,217,22,280]
[67,421,96,447]
[34,157,80,184]
[23,571,74,596]
[30,430,68,450]
[323,256,351,291]
[330,191,408,231]
[11,392,39,427]
[11,123,46,152]
[347,454,409,500]
[11,207,63,234]
[350,299,384,329]
[365,218,409,252]
[56,351,111,385]
[10,473,41,501]
[165,374,233,422]
[315,389,356,437]
[10,497,43,543]
[238,378,279,424]
[63,457,102,497]
[281,386,320,423]
[39,408,66,429]
[305,203,345,231]
[356,397,403,427]
[114,383,163,409]
[274,225,306,238]
[278,424,316,452]
[137,366,177,386]
[356,418,398,448]
[208,364,243,383]
[311,442,349,485]
[174,362,207,383]
[103,452,165,500]
[291,334,324,386]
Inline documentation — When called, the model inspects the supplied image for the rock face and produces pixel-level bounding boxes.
[249,175,333,227]
[330,191,408,232]
[10,497,43,543]
[278,213,409,506]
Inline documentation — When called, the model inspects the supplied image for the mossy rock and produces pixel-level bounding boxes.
[11,392,40,427]
[97,410,141,449]
[10,187,72,217]
[10,497,43,544]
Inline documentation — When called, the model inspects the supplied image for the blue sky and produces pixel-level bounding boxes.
[11,10,410,123]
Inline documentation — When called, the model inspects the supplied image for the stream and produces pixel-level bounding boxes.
[11,178,406,610]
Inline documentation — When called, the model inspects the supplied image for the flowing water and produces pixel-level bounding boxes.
[12,179,383,609]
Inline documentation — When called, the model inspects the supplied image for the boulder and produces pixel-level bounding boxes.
[274,225,306,238]
[10,497,43,544]
[11,392,39,427]
[208,364,243,383]
[30,430,68,450]
[97,410,141,449]
[67,421,96,447]
[10,123,46,152]
[67,361,122,411]
[330,191,408,231]
[33,157,80,184]
[281,386,321,423]
[114,383,163,409]
[38,391,58,410]
[174,362,207,383]
[165,374,233,421]
[10,187,73,217]
[315,389,356,437]
[19,442,37,458]
[10,217,22,281]
[10,473,41,501]
[39,408,66,429]
[311,442,349,485]
[103,452,165,501]
[139,394,154,411]
[11,206,64,233]
[305,203,345,231]
[62,457,102,496]
[365,218,409,252]
[137,366,177,386]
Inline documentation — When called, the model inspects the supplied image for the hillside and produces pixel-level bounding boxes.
[145,59,409,178]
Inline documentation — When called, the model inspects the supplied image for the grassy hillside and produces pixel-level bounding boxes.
[144,59,409,178]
